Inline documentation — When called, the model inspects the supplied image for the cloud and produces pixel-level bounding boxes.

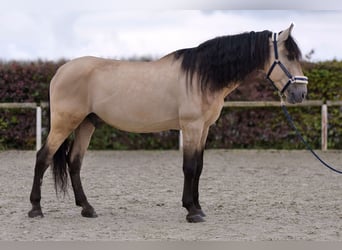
[0,9,341,61]
[3,0,341,11]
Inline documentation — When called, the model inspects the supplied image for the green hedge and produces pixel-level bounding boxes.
[0,59,341,150]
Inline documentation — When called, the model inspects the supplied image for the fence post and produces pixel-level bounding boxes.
[321,104,328,151]
[36,106,42,151]
[179,130,183,151]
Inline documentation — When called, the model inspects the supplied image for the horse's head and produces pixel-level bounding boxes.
[266,24,308,104]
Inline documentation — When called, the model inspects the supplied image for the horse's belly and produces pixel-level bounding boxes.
[110,118,180,133]
[102,115,180,133]
[93,101,180,133]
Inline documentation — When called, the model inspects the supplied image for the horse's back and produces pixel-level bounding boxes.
[49,56,185,132]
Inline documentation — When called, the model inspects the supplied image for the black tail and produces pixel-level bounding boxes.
[52,139,70,195]
[45,91,69,195]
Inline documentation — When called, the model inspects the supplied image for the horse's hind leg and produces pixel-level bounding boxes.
[68,116,97,218]
[29,112,85,218]
[28,144,51,217]
[28,129,73,218]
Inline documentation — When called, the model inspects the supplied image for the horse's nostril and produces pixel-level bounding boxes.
[302,93,306,99]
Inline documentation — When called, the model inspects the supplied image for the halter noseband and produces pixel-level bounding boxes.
[266,33,308,96]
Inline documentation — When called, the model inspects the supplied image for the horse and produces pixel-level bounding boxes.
[28,24,308,223]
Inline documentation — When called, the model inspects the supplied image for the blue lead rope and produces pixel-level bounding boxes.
[281,103,342,174]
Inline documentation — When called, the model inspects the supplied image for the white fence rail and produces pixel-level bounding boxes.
[1,101,341,151]
[222,100,341,151]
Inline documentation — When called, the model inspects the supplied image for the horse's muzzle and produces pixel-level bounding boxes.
[285,82,308,104]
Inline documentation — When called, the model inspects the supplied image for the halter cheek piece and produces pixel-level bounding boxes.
[266,33,308,96]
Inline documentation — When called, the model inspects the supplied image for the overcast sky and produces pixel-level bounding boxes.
[1,1,342,61]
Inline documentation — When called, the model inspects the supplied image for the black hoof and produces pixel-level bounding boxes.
[81,207,97,218]
[197,209,206,217]
[186,213,205,223]
[28,208,44,218]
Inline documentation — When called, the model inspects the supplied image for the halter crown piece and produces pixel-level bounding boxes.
[266,32,308,96]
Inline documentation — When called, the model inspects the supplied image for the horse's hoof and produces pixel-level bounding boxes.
[186,213,205,223]
[197,209,206,217]
[28,208,44,218]
[81,208,98,218]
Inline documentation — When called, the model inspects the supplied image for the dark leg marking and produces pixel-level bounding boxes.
[28,145,50,218]
[182,150,205,223]
[193,149,206,217]
[67,116,97,218]
[68,153,97,218]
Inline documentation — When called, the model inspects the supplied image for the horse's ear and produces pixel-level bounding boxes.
[278,23,294,42]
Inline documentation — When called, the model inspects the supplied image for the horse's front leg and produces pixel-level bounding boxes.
[192,149,206,218]
[192,127,209,218]
[181,122,206,223]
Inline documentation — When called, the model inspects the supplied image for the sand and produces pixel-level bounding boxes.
[0,150,341,240]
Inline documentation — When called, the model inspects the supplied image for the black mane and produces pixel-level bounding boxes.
[174,30,301,92]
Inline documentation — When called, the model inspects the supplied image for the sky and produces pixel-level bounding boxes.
[1,1,342,62]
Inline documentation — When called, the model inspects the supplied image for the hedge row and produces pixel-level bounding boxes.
[0,59,341,150]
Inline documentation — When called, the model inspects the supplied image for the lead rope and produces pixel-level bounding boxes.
[280,96,342,174]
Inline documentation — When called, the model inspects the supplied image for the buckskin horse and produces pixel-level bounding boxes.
[28,24,308,222]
